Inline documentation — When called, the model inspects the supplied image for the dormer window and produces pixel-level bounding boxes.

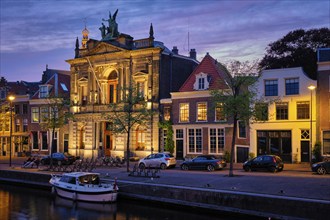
[39,85,51,98]
[193,72,210,90]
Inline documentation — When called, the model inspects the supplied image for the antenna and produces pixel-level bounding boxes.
[188,31,190,52]
[83,17,87,28]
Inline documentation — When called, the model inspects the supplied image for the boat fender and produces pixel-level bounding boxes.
[72,192,77,201]
[51,187,56,195]
[113,177,118,191]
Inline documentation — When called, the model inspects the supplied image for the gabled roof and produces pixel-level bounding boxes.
[179,53,229,92]
[32,71,70,99]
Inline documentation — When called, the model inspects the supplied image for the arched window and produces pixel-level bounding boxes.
[136,126,146,150]
[108,70,118,103]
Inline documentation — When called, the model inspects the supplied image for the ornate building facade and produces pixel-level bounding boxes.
[66,10,198,158]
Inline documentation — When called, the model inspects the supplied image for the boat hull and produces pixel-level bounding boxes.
[53,186,118,202]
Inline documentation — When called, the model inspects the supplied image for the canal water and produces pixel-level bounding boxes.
[0,184,262,220]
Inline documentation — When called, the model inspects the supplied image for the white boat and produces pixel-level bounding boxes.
[49,172,118,202]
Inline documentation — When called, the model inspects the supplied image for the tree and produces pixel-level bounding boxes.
[103,83,153,172]
[259,28,330,79]
[211,60,260,177]
[159,121,175,154]
[40,95,71,168]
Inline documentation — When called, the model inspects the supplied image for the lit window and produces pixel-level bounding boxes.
[136,126,146,149]
[276,102,288,120]
[210,128,224,154]
[215,102,226,121]
[137,81,145,99]
[179,103,189,122]
[285,78,299,95]
[31,107,39,123]
[197,102,207,121]
[163,106,171,121]
[265,79,278,96]
[297,101,309,119]
[15,119,20,132]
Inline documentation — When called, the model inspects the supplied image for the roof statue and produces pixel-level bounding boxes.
[101,9,119,40]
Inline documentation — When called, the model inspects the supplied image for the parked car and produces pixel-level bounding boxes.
[243,155,284,173]
[40,152,77,165]
[138,152,176,169]
[180,155,227,172]
[311,161,330,175]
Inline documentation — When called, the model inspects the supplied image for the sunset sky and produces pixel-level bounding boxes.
[1,0,329,82]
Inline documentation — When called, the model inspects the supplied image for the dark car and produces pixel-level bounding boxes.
[243,155,284,173]
[40,152,76,165]
[311,161,330,175]
[181,155,227,172]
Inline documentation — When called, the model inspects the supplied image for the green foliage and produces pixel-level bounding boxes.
[211,60,260,177]
[40,95,72,131]
[159,121,175,154]
[248,152,255,160]
[103,83,154,172]
[103,85,152,135]
[312,142,322,162]
[259,28,330,79]
[223,151,231,162]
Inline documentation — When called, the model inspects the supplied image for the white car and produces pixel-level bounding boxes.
[138,152,176,169]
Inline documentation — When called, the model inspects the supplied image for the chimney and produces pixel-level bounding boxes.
[190,48,196,60]
[172,46,178,55]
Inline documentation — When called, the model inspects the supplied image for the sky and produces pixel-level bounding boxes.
[0,0,329,82]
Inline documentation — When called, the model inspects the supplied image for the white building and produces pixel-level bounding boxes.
[250,67,316,163]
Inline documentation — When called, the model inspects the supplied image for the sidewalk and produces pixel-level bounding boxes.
[0,156,328,201]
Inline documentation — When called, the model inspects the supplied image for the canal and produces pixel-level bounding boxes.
[0,184,261,220]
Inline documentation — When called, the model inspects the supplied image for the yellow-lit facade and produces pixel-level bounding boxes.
[250,67,317,163]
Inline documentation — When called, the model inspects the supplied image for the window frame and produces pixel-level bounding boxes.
[188,128,202,154]
[238,120,247,138]
[196,102,207,122]
[264,79,278,96]
[31,107,39,123]
[179,103,189,122]
[297,101,310,120]
[276,102,289,120]
[285,78,299,95]
[209,128,225,154]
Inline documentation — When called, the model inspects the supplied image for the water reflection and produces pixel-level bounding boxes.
[0,184,260,220]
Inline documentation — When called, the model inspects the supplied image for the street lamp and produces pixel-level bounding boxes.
[308,85,316,163]
[8,95,15,167]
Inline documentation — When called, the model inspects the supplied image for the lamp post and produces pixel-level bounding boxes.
[308,85,316,163]
[8,95,15,167]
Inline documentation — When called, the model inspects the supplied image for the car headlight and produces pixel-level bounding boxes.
[312,163,318,168]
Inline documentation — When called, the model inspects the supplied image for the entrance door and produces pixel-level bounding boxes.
[301,141,310,162]
[176,140,183,160]
[237,147,249,163]
[104,134,113,156]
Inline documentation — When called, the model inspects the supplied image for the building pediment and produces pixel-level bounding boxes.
[83,42,126,56]
[77,77,89,83]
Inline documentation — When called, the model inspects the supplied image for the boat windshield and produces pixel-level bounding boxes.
[59,176,76,185]
[78,174,100,185]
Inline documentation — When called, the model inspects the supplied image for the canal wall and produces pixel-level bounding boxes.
[0,169,328,219]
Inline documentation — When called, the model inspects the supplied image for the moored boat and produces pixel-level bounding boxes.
[49,172,118,202]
